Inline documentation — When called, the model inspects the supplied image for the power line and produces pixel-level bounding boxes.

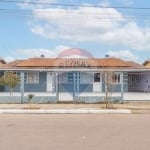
[1,10,150,22]
[0,8,150,20]
[0,0,150,10]
[0,1,150,22]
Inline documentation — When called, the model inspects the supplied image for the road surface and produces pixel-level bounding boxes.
[0,114,149,150]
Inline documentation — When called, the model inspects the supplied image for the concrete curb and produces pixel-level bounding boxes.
[0,109,131,114]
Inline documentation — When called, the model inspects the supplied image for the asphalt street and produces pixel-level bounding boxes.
[0,114,149,150]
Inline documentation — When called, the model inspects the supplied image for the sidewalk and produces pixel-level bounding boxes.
[0,109,131,114]
[0,102,150,113]
[0,103,133,114]
[114,102,150,114]
[0,103,102,109]
[0,103,150,114]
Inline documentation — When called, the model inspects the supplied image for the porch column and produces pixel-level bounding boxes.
[56,72,59,101]
[77,72,80,94]
[121,72,124,102]
[20,72,24,104]
[73,72,76,99]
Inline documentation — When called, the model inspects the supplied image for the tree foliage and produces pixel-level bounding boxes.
[0,71,20,95]
[27,94,34,108]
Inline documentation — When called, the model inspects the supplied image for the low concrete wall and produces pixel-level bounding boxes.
[1,92,150,103]
[124,93,150,101]
[0,96,21,104]
[0,96,57,104]
[74,96,122,103]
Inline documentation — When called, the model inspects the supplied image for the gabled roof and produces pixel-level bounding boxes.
[3,60,24,68]
[2,57,143,69]
[0,59,6,66]
[143,60,150,68]
[126,61,143,68]
[95,58,143,68]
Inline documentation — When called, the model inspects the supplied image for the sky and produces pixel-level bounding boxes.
[0,0,150,64]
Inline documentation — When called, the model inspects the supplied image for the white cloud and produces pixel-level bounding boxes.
[16,45,70,58]
[107,50,139,61]
[28,5,150,51]
[99,22,150,50]
[30,6,125,41]
[4,57,16,63]
[18,1,150,51]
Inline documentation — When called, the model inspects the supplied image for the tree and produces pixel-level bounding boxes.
[102,70,114,109]
[0,71,20,96]
[0,76,4,88]
[27,94,34,109]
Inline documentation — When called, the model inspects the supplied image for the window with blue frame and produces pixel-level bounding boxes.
[67,72,80,83]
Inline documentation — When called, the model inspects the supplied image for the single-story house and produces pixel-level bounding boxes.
[0,49,150,103]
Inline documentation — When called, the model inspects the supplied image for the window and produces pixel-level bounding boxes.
[94,73,100,82]
[67,72,80,83]
[76,72,80,83]
[68,72,74,83]
[26,72,39,84]
[128,74,137,84]
[112,73,120,84]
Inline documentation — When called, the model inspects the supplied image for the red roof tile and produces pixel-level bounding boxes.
[8,57,142,68]
[3,60,24,67]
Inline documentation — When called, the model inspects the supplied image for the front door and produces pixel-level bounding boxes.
[47,72,55,92]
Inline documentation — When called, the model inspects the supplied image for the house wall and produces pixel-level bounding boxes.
[79,72,93,92]
[2,71,129,103]
[59,83,93,93]
[127,73,150,92]
[24,72,47,92]
[101,73,128,92]
[3,71,128,93]
[4,72,47,92]
[59,72,128,95]
[58,72,93,93]
[144,62,150,68]
[79,84,93,92]
[59,83,73,92]
[137,74,150,92]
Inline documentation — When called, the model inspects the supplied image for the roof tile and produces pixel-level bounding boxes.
[10,57,143,68]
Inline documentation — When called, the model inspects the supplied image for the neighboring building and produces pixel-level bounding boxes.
[0,58,6,92]
[0,49,150,103]
[143,59,150,68]
[0,58,6,66]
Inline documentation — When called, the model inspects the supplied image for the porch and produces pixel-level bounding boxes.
[0,92,150,103]
[0,69,150,103]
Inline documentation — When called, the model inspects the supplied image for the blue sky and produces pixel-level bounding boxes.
[0,0,150,63]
